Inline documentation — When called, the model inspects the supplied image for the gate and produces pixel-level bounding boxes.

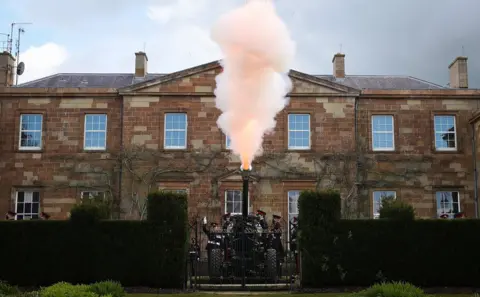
[185,214,300,291]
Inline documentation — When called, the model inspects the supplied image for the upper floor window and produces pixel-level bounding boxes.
[19,114,43,150]
[164,113,187,149]
[436,191,460,219]
[371,115,394,151]
[434,115,456,151]
[226,135,231,149]
[372,190,396,219]
[15,190,40,220]
[288,114,310,150]
[84,114,107,150]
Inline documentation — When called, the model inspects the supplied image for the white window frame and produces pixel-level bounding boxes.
[372,190,397,219]
[80,191,105,200]
[371,115,395,151]
[15,190,41,220]
[434,115,457,151]
[164,113,188,149]
[288,113,311,150]
[84,114,107,150]
[436,191,461,219]
[226,134,231,149]
[225,190,250,215]
[18,114,43,150]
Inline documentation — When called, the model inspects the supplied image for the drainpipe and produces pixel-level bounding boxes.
[117,95,124,219]
[354,96,359,216]
[471,122,478,218]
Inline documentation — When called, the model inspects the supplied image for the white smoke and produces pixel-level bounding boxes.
[211,0,296,169]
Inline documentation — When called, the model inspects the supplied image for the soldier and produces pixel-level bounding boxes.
[271,214,285,272]
[202,217,224,251]
[290,216,299,274]
[256,209,268,230]
[222,212,232,231]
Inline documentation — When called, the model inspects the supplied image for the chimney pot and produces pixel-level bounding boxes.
[0,51,15,87]
[135,51,148,78]
[332,53,345,79]
[448,56,468,88]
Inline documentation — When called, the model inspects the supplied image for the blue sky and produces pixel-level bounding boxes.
[1,0,479,88]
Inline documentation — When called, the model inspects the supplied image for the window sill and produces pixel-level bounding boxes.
[17,149,43,153]
[83,149,107,153]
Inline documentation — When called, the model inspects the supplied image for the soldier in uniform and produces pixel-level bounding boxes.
[256,209,268,230]
[271,214,285,276]
[290,216,299,274]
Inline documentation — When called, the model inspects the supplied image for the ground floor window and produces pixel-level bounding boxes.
[436,191,460,219]
[80,191,105,200]
[372,190,396,219]
[287,190,300,224]
[15,190,40,220]
[225,190,250,215]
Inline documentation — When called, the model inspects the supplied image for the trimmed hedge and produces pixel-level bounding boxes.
[299,190,480,287]
[0,192,188,288]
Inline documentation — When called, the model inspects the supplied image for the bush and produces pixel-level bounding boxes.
[69,204,108,224]
[87,281,125,297]
[302,218,480,287]
[379,198,415,220]
[0,219,188,288]
[0,280,20,295]
[298,190,341,287]
[40,282,96,297]
[146,190,188,225]
[347,281,426,297]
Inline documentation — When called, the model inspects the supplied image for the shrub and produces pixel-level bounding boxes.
[0,219,188,288]
[379,197,415,220]
[69,204,108,224]
[40,282,97,297]
[146,190,188,225]
[87,281,125,297]
[0,280,20,295]
[347,281,426,297]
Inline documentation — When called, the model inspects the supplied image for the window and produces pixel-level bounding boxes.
[15,191,40,220]
[225,190,250,215]
[288,190,300,250]
[226,135,231,149]
[81,191,105,200]
[288,114,310,150]
[84,114,107,150]
[19,114,43,150]
[371,115,394,151]
[372,191,396,219]
[164,113,187,149]
[434,115,457,150]
[436,191,460,219]
[288,190,300,224]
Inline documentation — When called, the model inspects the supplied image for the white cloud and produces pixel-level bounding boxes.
[17,42,68,84]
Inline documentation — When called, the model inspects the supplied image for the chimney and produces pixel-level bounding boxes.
[448,56,468,88]
[332,53,345,79]
[0,51,15,87]
[135,51,148,77]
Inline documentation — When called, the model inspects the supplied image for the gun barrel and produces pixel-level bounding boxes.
[241,168,251,218]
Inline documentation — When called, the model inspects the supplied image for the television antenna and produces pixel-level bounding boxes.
[8,22,32,85]
[0,33,9,52]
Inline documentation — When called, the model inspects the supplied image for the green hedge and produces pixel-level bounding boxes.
[298,190,480,287]
[0,192,188,288]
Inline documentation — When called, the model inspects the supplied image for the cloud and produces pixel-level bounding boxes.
[3,0,480,88]
[17,42,68,84]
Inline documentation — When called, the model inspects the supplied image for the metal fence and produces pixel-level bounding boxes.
[185,215,300,291]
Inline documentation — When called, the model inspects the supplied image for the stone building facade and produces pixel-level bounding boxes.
[0,51,479,222]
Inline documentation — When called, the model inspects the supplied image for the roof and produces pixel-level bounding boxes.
[15,61,446,90]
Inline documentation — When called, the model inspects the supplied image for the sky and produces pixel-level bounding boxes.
[1,0,479,88]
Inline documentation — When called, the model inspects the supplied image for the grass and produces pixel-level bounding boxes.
[128,292,473,297]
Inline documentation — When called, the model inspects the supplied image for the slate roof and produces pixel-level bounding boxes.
[15,70,446,90]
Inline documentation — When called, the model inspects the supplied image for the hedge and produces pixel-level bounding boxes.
[0,191,188,288]
[298,190,480,287]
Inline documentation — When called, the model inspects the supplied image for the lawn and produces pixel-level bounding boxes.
[128,292,473,297]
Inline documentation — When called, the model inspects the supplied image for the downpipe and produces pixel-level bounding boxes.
[471,123,478,218]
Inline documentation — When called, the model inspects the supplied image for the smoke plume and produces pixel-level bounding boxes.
[211,0,296,170]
